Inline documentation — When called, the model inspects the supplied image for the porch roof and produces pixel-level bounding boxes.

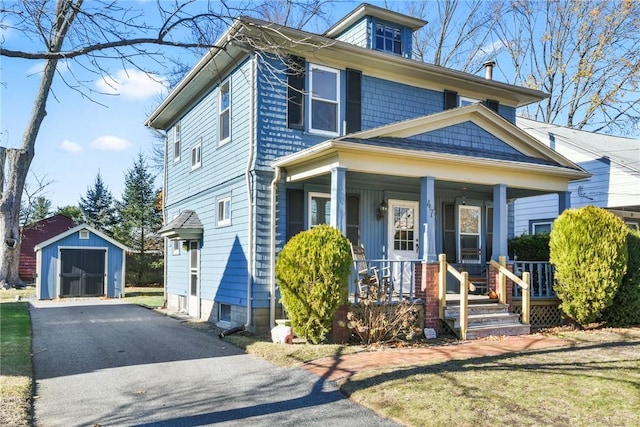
[158,210,203,240]
[272,104,590,193]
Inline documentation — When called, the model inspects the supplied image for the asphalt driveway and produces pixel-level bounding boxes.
[30,300,398,427]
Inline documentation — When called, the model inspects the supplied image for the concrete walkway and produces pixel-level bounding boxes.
[302,334,573,382]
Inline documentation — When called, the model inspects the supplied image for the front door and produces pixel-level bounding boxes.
[188,240,200,318]
[387,200,419,295]
[60,249,106,297]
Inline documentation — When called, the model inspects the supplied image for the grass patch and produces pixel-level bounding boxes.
[0,286,35,302]
[339,328,640,427]
[0,302,33,427]
[223,333,364,368]
[124,286,164,308]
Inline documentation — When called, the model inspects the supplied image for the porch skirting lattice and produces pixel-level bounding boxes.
[512,298,565,329]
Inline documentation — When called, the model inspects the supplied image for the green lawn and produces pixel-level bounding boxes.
[340,328,640,427]
[124,286,164,308]
[0,301,33,427]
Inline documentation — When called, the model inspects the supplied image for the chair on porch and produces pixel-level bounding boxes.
[350,244,390,297]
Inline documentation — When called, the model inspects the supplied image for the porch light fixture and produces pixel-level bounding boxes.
[376,200,388,220]
[182,241,189,251]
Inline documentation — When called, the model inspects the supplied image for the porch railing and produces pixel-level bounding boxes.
[350,258,420,302]
[490,257,530,325]
[438,254,476,340]
[512,261,556,299]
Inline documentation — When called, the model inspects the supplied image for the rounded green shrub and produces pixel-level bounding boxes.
[602,230,640,326]
[508,233,550,260]
[549,206,628,326]
[275,224,352,344]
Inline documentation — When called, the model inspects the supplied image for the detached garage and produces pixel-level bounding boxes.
[34,224,128,300]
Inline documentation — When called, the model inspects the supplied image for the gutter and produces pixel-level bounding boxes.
[245,53,257,330]
[269,166,282,328]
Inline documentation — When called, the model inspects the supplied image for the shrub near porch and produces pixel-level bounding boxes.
[275,225,352,344]
[550,206,628,326]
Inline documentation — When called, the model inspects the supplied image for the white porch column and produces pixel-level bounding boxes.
[330,167,347,235]
[420,176,437,262]
[492,183,508,261]
[558,191,571,214]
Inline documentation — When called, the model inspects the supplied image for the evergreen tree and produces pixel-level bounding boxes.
[79,172,117,234]
[55,205,84,224]
[115,153,163,286]
[20,196,52,226]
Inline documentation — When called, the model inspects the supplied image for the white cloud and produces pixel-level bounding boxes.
[91,135,131,151]
[95,69,167,100]
[60,140,83,153]
[27,59,72,75]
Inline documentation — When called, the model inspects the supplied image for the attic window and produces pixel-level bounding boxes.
[79,230,89,240]
[375,22,402,55]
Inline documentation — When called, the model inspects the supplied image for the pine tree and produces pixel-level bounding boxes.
[79,172,117,234]
[115,153,163,286]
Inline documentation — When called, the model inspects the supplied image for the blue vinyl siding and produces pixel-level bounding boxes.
[361,76,442,129]
[37,229,125,299]
[334,19,368,47]
[416,122,522,155]
[166,58,251,208]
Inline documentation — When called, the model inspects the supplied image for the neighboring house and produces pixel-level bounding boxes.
[146,4,588,335]
[34,224,128,300]
[512,118,640,237]
[19,214,76,282]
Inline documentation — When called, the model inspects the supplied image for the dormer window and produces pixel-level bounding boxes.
[375,22,402,55]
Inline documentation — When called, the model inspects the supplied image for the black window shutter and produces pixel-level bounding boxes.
[444,90,458,110]
[287,56,305,130]
[484,99,499,113]
[286,189,305,241]
[345,69,362,134]
[346,195,360,245]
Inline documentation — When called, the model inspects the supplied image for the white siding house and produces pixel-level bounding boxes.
[512,118,640,236]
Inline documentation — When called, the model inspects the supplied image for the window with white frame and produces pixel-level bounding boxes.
[309,64,340,135]
[309,192,331,228]
[217,196,231,226]
[219,304,231,322]
[375,22,402,55]
[219,80,231,144]
[191,138,202,169]
[174,121,181,161]
[626,221,639,231]
[530,220,553,234]
[172,240,180,255]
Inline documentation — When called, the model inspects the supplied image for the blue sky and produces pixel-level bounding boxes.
[0,40,168,208]
[0,1,365,209]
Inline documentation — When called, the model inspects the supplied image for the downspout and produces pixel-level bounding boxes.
[245,53,257,330]
[269,166,282,329]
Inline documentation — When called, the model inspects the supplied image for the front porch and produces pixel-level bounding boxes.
[348,255,560,339]
[270,105,585,337]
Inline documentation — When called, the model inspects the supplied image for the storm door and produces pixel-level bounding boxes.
[387,200,419,295]
[60,249,106,297]
[188,240,200,318]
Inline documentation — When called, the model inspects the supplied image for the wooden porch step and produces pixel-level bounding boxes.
[443,299,531,340]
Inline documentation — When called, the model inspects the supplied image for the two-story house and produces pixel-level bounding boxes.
[146,4,588,335]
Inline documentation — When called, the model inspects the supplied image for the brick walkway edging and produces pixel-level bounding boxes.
[302,334,573,382]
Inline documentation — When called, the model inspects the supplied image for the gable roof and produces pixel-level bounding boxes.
[145,14,548,130]
[517,117,640,176]
[272,104,589,194]
[34,224,129,252]
[158,210,204,240]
